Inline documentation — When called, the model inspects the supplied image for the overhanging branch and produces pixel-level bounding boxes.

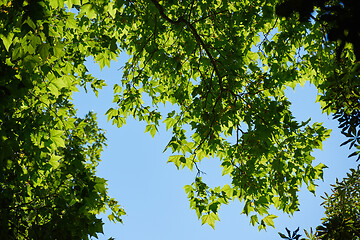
[150,0,224,91]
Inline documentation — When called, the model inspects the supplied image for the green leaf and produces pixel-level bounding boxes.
[38,43,50,60]
[65,0,80,9]
[50,129,65,148]
[94,178,107,196]
[105,2,117,18]
[201,213,219,229]
[184,157,194,170]
[49,154,61,169]
[250,214,259,226]
[53,43,65,57]
[106,108,118,121]
[108,213,115,222]
[209,202,220,213]
[307,182,316,195]
[49,0,65,9]
[167,155,183,169]
[184,185,193,194]
[348,151,359,158]
[163,117,177,130]
[95,53,111,70]
[278,232,288,239]
[81,3,97,19]
[0,32,14,51]
[145,124,157,138]
[262,214,278,228]
[221,184,233,198]
[196,149,207,161]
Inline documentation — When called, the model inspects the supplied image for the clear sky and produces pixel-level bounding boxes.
[72,55,358,240]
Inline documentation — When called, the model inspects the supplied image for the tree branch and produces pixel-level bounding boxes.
[150,0,224,91]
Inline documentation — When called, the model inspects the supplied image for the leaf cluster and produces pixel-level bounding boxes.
[0,0,124,238]
[276,0,360,60]
[104,0,334,230]
[279,227,302,240]
[316,166,360,240]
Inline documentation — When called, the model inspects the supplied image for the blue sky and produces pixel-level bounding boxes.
[72,55,358,240]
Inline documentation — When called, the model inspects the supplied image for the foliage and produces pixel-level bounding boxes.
[276,0,360,60]
[1,0,359,236]
[277,1,360,238]
[303,228,319,240]
[319,60,360,161]
[276,0,360,157]
[103,0,338,230]
[316,165,360,240]
[0,0,124,238]
[282,166,360,240]
[279,227,302,240]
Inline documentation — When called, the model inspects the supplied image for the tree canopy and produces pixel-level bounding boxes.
[0,0,125,238]
[0,0,359,238]
[316,166,360,240]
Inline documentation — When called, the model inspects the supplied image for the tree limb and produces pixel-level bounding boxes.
[150,0,224,91]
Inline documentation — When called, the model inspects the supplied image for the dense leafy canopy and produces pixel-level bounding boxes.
[277,0,360,238]
[276,0,360,60]
[0,0,124,239]
[278,166,360,240]
[0,0,359,238]
[111,0,334,230]
[316,166,360,240]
